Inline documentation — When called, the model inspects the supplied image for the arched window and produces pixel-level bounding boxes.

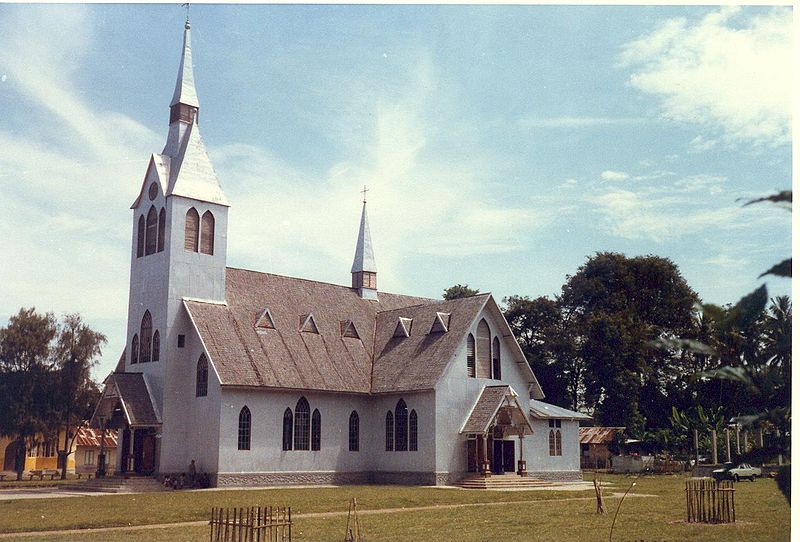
[157,208,166,252]
[282,408,293,451]
[136,215,145,258]
[185,208,199,252]
[555,430,562,456]
[196,354,208,397]
[348,411,359,452]
[476,319,491,378]
[294,397,310,451]
[549,430,556,456]
[395,399,408,451]
[200,211,215,255]
[131,334,139,365]
[409,409,418,451]
[311,409,321,451]
[492,336,501,380]
[467,334,476,378]
[145,206,158,255]
[140,311,152,363]
[152,330,160,362]
[385,412,394,451]
[238,406,251,450]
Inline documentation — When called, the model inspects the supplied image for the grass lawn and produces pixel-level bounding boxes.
[0,474,790,541]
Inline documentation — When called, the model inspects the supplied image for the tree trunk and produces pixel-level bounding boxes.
[15,442,25,481]
[60,410,72,480]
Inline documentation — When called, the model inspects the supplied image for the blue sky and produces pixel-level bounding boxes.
[0,4,792,379]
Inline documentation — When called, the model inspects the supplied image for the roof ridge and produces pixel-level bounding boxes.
[374,293,490,315]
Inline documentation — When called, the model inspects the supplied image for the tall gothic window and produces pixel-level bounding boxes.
[152,330,160,362]
[409,409,418,451]
[145,206,158,255]
[238,406,251,450]
[294,397,310,451]
[131,334,139,365]
[196,354,208,397]
[492,336,501,380]
[282,408,293,451]
[348,411,359,452]
[200,211,215,255]
[311,409,321,451]
[157,208,166,252]
[476,319,491,378]
[385,411,394,451]
[136,215,145,258]
[395,399,408,451]
[140,311,152,363]
[556,430,563,456]
[185,208,199,252]
[549,430,556,456]
[467,334,476,378]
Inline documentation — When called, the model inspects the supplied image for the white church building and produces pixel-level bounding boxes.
[92,20,589,487]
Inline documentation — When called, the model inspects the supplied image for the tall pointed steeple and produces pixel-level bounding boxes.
[169,19,200,122]
[351,188,378,300]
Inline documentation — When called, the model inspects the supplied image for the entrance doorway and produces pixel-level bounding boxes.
[3,440,21,471]
[120,427,157,475]
[492,440,515,474]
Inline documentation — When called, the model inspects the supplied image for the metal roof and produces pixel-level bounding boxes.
[529,399,592,420]
[579,426,625,445]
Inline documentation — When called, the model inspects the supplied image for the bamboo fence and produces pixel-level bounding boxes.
[209,506,292,542]
[685,478,735,524]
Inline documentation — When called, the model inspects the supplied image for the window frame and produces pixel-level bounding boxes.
[237,406,251,451]
[196,354,208,397]
[294,397,310,451]
[348,411,359,452]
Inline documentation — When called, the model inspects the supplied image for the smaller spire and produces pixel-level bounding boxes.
[170,18,200,110]
[351,195,377,300]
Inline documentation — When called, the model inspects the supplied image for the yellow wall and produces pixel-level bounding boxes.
[1,429,77,473]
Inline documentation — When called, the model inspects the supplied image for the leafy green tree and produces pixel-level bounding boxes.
[560,253,699,431]
[52,314,105,479]
[442,284,479,300]
[0,308,57,480]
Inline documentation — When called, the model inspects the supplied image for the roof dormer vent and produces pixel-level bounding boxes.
[340,320,360,339]
[255,308,275,331]
[300,314,319,334]
[430,312,451,333]
[393,317,413,338]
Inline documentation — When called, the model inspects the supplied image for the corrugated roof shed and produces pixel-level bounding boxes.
[579,426,625,445]
[75,425,118,448]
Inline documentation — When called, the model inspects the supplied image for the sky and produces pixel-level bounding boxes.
[0,4,793,380]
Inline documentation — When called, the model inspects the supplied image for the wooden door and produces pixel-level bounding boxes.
[503,440,515,473]
[141,433,156,474]
[120,429,131,473]
[492,439,504,474]
[466,439,478,473]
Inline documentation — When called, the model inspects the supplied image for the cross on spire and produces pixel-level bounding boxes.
[182,3,190,27]
[361,185,369,203]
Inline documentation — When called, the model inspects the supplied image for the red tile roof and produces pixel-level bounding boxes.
[75,425,118,449]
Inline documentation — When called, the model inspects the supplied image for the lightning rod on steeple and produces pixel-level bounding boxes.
[182,3,191,27]
[361,185,369,204]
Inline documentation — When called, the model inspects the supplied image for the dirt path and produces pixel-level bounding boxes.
[0,492,656,539]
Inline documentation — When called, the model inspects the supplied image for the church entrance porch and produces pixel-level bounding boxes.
[120,427,158,475]
[460,385,533,478]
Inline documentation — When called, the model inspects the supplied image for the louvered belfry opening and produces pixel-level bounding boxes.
[185,208,199,252]
[476,319,492,378]
[200,211,215,255]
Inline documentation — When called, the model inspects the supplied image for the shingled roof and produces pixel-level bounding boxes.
[91,373,160,428]
[183,267,518,394]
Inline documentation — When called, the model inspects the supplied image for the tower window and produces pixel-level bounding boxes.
[157,208,166,252]
[177,334,185,348]
[131,334,139,365]
[136,216,145,258]
[185,208,199,252]
[196,354,208,397]
[145,206,158,256]
[140,311,152,364]
[148,182,158,201]
[152,330,160,362]
[200,211,215,255]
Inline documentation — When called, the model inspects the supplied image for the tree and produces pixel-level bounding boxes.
[442,284,479,300]
[560,253,699,431]
[0,308,57,480]
[52,314,105,479]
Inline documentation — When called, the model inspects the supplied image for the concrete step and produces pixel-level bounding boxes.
[62,475,166,493]
[456,475,554,489]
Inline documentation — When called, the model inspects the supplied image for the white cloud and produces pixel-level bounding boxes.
[620,7,791,147]
[600,170,630,182]
[518,116,645,129]
[689,135,717,153]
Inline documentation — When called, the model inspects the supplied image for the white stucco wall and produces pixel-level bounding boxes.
[215,389,435,475]
[434,303,534,475]
[525,419,581,472]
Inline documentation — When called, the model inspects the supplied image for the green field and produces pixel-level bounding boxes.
[0,474,790,541]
